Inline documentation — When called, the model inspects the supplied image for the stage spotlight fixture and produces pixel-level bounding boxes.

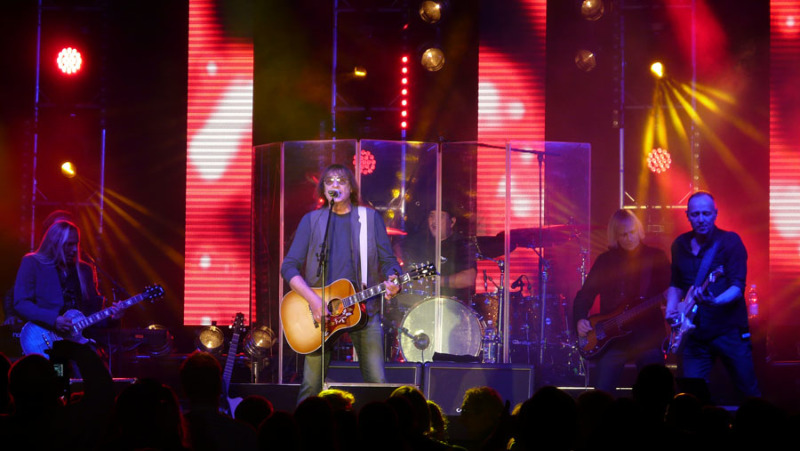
[421,47,445,72]
[57,47,83,75]
[581,0,605,21]
[419,1,443,24]
[143,324,174,357]
[647,147,672,174]
[243,326,276,358]
[574,49,597,72]
[61,162,76,178]
[197,325,225,354]
[353,66,367,77]
[650,62,664,78]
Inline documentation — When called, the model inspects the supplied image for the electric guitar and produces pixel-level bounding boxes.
[280,263,436,355]
[666,266,724,354]
[20,284,165,358]
[220,312,245,417]
[577,290,667,360]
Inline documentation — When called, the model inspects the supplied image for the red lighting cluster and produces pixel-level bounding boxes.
[57,47,83,75]
[400,55,409,130]
[647,147,672,174]
[353,149,376,175]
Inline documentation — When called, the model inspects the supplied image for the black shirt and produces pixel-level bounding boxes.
[669,227,749,340]
[573,244,670,344]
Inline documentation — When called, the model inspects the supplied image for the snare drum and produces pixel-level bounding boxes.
[399,297,483,363]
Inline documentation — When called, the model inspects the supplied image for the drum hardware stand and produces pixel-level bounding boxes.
[475,250,505,364]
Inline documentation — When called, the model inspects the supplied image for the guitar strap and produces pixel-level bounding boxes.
[694,239,721,287]
[358,206,368,288]
[353,206,368,364]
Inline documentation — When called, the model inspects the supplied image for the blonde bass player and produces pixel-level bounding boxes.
[280,164,401,405]
[665,191,760,399]
[573,209,670,396]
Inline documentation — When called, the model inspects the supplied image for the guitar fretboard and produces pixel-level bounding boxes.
[340,273,414,309]
[71,291,152,333]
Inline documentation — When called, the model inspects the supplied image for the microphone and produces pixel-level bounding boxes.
[483,270,488,292]
[327,190,340,200]
[511,275,524,290]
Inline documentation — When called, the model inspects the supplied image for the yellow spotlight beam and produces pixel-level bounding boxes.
[664,81,761,194]
[676,81,766,144]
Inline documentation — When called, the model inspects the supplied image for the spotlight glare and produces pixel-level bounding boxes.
[650,62,664,78]
[419,1,443,24]
[581,0,605,21]
[420,47,445,72]
[57,47,82,75]
[61,161,76,178]
[353,66,367,77]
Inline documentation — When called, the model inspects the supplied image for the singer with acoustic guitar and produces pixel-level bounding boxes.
[573,209,670,395]
[665,191,760,399]
[280,163,401,404]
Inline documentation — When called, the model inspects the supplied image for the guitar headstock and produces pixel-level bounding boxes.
[144,284,166,302]
[406,262,438,282]
[230,312,246,335]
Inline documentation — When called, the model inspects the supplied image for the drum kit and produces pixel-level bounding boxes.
[381,223,587,379]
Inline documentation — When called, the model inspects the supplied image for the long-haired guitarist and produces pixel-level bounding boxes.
[664,191,760,399]
[280,164,401,404]
[13,220,122,361]
[573,209,670,395]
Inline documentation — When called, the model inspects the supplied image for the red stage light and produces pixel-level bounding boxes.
[353,149,377,175]
[647,147,672,174]
[401,121,408,129]
[57,47,83,75]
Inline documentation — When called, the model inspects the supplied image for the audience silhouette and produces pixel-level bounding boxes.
[3,350,798,451]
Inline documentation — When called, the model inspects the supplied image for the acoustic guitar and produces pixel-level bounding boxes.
[280,263,436,355]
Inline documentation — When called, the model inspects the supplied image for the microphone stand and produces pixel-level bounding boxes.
[316,196,336,392]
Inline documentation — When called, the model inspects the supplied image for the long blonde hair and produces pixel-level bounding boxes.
[33,220,91,300]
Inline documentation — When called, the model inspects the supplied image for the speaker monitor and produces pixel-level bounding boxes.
[327,361,423,385]
[424,362,535,415]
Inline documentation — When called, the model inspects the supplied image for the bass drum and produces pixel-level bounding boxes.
[399,297,483,363]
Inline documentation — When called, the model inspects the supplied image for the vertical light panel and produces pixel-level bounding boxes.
[185,0,254,325]
[476,0,547,292]
[769,2,800,302]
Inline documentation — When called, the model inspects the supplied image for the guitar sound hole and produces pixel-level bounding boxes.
[328,298,343,316]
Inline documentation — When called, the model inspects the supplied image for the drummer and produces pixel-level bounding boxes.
[400,201,477,303]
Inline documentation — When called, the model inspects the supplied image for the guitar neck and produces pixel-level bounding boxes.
[71,292,147,333]
[340,272,413,309]
[222,331,240,393]
[616,292,664,325]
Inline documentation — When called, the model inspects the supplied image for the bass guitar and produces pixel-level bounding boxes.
[281,263,436,355]
[577,290,667,360]
[666,266,724,354]
[220,312,245,416]
[20,284,165,358]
